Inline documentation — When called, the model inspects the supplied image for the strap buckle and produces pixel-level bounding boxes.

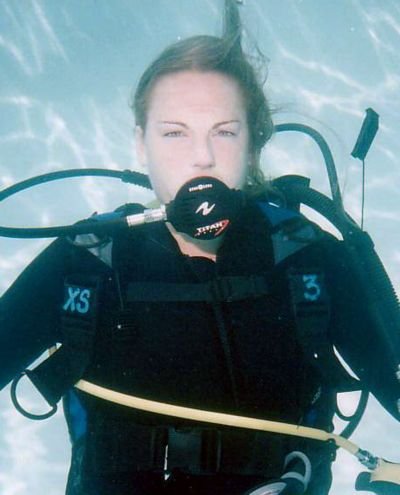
[166,428,221,475]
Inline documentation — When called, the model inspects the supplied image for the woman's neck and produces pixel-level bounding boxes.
[166,222,223,262]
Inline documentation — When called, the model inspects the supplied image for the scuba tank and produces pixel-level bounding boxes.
[1,113,400,494]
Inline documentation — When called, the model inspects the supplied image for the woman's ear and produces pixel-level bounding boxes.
[135,125,147,168]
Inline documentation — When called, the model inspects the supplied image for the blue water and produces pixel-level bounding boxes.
[1,1,399,493]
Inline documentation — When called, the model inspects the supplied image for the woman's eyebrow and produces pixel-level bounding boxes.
[157,121,188,127]
[213,120,241,128]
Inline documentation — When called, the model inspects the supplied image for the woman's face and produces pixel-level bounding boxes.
[136,70,250,205]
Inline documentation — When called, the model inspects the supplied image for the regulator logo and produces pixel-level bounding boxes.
[195,201,216,216]
[189,183,212,192]
[195,219,230,238]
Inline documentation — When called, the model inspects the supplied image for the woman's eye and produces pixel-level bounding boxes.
[216,129,236,137]
[163,130,184,137]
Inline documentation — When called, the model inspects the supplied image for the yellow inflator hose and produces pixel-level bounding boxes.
[75,379,356,453]
[75,379,400,484]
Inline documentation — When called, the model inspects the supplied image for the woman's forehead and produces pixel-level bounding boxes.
[146,70,246,119]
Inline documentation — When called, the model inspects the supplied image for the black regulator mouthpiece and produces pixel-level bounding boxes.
[166,177,244,240]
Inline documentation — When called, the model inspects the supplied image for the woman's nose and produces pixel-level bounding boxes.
[192,136,215,169]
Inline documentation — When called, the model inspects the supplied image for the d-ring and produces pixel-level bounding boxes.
[10,371,58,420]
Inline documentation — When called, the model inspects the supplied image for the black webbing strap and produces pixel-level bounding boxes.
[288,268,358,392]
[126,275,270,303]
[25,274,101,406]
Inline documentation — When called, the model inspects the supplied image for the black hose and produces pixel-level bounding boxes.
[0,168,152,238]
[0,217,124,239]
[272,176,353,233]
[0,168,151,202]
[274,123,344,212]
[336,389,369,439]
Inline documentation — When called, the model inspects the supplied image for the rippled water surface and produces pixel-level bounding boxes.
[1,1,399,494]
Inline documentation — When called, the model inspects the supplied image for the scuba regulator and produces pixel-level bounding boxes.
[2,113,400,495]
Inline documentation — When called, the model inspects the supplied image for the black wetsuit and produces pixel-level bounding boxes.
[0,200,398,495]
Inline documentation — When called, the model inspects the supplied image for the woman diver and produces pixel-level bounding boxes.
[1,1,400,494]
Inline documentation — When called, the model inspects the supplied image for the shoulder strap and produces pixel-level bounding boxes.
[258,201,357,392]
[24,272,104,407]
[257,201,322,265]
[287,267,358,392]
[16,241,114,412]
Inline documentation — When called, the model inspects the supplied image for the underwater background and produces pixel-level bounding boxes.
[1,1,399,493]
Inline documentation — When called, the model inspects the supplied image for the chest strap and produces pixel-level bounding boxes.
[126,275,270,303]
